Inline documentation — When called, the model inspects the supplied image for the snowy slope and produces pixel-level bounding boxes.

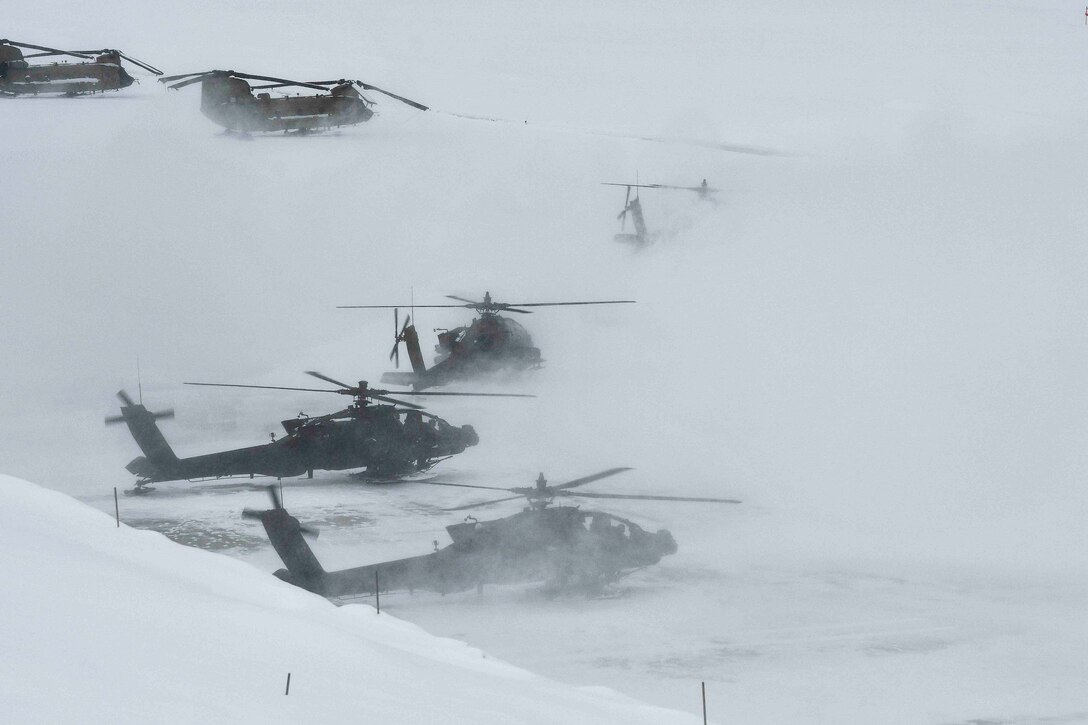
[1,0,1087,722]
[0,474,699,725]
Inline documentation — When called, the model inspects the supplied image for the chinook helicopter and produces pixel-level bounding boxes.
[0,40,162,96]
[339,292,635,390]
[246,468,740,598]
[106,371,528,493]
[604,180,720,245]
[158,70,428,133]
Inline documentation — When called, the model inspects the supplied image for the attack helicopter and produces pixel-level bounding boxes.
[339,292,635,390]
[158,70,428,133]
[246,468,740,599]
[0,40,162,96]
[604,180,720,245]
[106,372,528,493]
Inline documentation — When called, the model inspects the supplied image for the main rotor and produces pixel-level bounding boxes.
[416,468,742,511]
[159,71,427,110]
[339,291,636,316]
[185,370,531,413]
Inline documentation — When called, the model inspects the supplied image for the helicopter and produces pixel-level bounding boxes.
[338,292,636,390]
[106,372,528,493]
[0,40,162,96]
[604,180,720,245]
[245,468,740,599]
[158,70,428,133]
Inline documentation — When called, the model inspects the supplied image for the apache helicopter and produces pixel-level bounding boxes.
[604,179,719,245]
[246,468,740,598]
[158,70,428,133]
[0,39,162,96]
[106,372,528,494]
[338,292,635,390]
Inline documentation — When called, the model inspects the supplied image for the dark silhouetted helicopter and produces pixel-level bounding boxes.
[339,292,635,389]
[158,70,427,133]
[604,180,719,245]
[246,468,739,598]
[0,40,162,96]
[106,372,528,493]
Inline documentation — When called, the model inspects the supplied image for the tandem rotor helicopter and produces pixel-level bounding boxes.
[339,292,635,390]
[0,39,162,96]
[106,371,530,494]
[246,468,740,598]
[604,179,720,246]
[159,70,428,133]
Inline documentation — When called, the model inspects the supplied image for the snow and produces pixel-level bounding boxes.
[0,474,698,724]
[1,0,1087,722]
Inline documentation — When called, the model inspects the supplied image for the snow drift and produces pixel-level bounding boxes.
[0,474,697,725]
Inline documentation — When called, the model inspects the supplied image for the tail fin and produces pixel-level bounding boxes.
[244,488,326,593]
[401,323,427,373]
[391,311,427,374]
[105,390,178,479]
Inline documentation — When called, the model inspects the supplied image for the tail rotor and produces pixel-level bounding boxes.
[389,308,412,368]
[104,390,174,425]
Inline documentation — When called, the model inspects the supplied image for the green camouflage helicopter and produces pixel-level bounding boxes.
[159,70,427,133]
[0,39,161,96]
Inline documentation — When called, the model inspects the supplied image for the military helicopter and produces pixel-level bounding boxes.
[604,180,720,245]
[246,468,740,599]
[158,70,428,133]
[338,292,635,390]
[0,40,162,96]
[106,372,528,493]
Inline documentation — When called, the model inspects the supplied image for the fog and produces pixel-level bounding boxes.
[2,1,1086,721]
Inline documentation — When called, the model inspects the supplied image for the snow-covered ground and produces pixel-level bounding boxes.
[0,474,700,724]
[2,1,1087,722]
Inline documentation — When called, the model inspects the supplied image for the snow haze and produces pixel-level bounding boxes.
[1,1,1086,722]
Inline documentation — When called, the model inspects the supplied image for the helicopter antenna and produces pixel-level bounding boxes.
[137,357,143,406]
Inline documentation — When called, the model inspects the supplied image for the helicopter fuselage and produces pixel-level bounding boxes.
[0,47,135,96]
[116,400,477,484]
[265,504,677,598]
[198,77,374,133]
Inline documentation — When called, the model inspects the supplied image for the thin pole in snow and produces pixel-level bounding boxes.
[113,487,119,528]
[701,681,707,725]
[375,569,381,614]
[285,672,291,695]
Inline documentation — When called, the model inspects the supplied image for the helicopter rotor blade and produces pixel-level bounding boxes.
[412,480,514,492]
[391,309,400,368]
[371,389,534,399]
[503,300,637,308]
[444,494,527,511]
[552,467,634,491]
[444,295,480,306]
[337,304,468,309]
[501,307,532,314]
[1,40,93,59]
[354,81,429,111]
[559,491,742,504]
[116,390,136,407]
[370,394,425,410]
[163,73,214,90]
[159,71,212,83]
[184,382,344,394]
[151,409,175,421]
[303,370,354,390]
[228,72,330,91]
[117,52,163,75]
[104,414,126,425]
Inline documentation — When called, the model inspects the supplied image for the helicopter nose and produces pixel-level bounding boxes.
[655,529,678,556]
[461,425,479,447]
